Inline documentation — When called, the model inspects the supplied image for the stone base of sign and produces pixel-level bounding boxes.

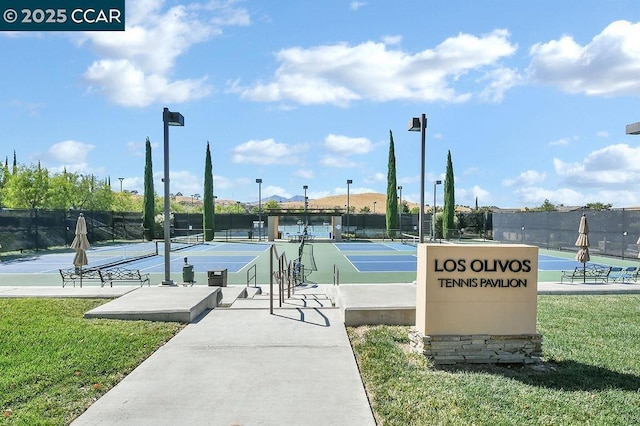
[409,328,543,365]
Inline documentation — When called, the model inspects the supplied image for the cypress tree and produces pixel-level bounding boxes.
[142,137,155,241]
[203,141,214,241]
[442,150,455,239]
[386,130,398,236]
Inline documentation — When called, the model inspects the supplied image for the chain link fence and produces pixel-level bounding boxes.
[493,209,640,260]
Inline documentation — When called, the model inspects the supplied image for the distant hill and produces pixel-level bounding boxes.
[281,192,419,214]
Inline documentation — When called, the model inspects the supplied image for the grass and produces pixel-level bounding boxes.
[348,295,640,426]
[0,298,183,425]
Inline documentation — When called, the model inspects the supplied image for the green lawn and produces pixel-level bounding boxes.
[0,298,183,425]
[3,295,640,425]
[349,295,640,425]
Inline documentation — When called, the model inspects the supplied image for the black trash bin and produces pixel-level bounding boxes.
[208,269,227,286]
[182,257,194,283]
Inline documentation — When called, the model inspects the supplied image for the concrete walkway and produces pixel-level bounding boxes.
[72,288,376,426]
[3,281,640,424]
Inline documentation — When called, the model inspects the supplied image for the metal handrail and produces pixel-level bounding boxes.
[333,264,339,286]
[246,264,257,287]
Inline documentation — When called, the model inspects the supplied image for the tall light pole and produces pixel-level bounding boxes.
[373,201,377,214]
[346,179,352,241]
[397,185,403,233]
[162,107,184,286]
[256,178,262,241]
[408,113,427,243]
[433,180,442,241]
[303,185,309,236]
[213,195,217,239]
[118,177,124,192]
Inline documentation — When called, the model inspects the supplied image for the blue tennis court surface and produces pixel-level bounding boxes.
[538,254,606,271]
[335,242,412,252]
[129,255,257,273]
[346,255,417,272]
[341,250,611,274]
[202,243,270,252]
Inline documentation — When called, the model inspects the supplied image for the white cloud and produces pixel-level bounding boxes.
[596,131,609,138]
[382,35,402,45]
[127,139,159,157]
[261,185,291,199]
[48,140,95,163]
[235,29,517,105]
[231,138,308,164]
[45,140,99,174]
[323,134,373,155]
[350,1,367,11]
[294,169,315,179]
[553,143,640,187]
[502,170,546,187]
[478,66,523,102]
[548,137,571,147]
[528,20,640,97]
[457,185,491,206]
[155,169,200,196]
[84,60,211,107]
[513,186,585,206]
[365,172,386,183]
[79,1,249,107]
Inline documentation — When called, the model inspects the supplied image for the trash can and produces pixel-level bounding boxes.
[208,269,227,287]
[182,257,194,283]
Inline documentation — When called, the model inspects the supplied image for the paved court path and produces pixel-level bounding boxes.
[72,295,376,426]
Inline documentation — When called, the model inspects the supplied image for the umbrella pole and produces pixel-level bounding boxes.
[583,262,586,284]
[80,268,83,288]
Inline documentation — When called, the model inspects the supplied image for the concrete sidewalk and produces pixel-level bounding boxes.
[72,291,376,426]
[4,281,640,425]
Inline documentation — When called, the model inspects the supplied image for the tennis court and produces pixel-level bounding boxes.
[0,239,267,275]
[334,242,612,273]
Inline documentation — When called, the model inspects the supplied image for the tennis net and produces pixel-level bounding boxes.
[86,241,158,270]
[170,233,205,251]
[401,233,419,247]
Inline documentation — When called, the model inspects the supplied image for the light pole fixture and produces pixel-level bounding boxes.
[408,113,427,243]
[118,177,124,192]
[162,107,184,286]
[433,180,442,241]
[256,178,263,241]
[397,185,403,233]
[626,122,640,135]
[346,179,352,241]
[373,201,377,215]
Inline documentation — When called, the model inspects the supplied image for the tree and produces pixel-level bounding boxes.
[584,202,612,211]
[3,162,50,209]
[442,150,455,239]
[142,138,155,240]
[203,142,215,241]
[264,199,282,211]
[386,130,398,235]
[538,199,557,211]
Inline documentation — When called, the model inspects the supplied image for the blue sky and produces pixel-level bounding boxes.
[1,0,639,208]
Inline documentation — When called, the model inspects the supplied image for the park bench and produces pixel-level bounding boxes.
[617,266,639,283]
[98,267,150,287]
[59,268,102,288]
[560,265,611,283]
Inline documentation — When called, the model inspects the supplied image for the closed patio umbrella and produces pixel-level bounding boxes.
[574,214,590,283]
[70,213,90,287]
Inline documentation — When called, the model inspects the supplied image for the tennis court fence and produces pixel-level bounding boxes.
[494,209,640,260]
